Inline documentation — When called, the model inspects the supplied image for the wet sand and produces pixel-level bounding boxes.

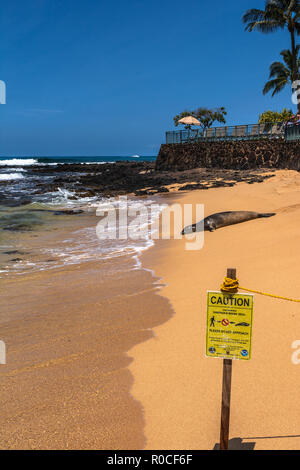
[0,256,173,449]
[130,169,300,450]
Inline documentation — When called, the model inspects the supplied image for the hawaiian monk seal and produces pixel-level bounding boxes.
[182,211,276,234]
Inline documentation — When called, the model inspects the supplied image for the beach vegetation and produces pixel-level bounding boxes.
[243,0,300,110]
[173,107,227,129]
[263,48,300,101]
[243,0,300,80]
[259,107,294,122]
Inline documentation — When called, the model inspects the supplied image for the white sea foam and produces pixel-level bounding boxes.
[44,197,163,269]
[0,196,164,278]
[0,173,25,181]
[81,161,115,164]
[8,168,27,172]
[0,158,38,166]
[44,187,99,207]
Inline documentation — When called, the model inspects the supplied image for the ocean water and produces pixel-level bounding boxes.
[0,157,161,277]
[0,155,156,165]
[0,156,163,278]
[0,155,156,205]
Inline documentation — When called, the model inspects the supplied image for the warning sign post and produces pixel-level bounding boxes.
[209,268,254,451]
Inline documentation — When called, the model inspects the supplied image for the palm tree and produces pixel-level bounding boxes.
[263,48,300,108]
[243,1,300,85]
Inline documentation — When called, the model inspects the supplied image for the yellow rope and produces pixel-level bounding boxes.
[221,277,239,293]
[221,277,300,303]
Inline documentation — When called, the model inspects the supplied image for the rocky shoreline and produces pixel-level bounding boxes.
[1,162,277,206]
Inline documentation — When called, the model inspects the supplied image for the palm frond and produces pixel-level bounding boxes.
[243,8,266,23]
[267,0,289,8]
[243,10,284,32]
[272,79,290,95]
[263,44,299,96]
[269,60,290,77]
[280,48,294,67]
[266,6,286,23]
[263,77,289,95]
[243,8,266,30]
[263,78,280,94]
[243,0,300,34]
[268,0,298,13]
[255,20,285,32]
[286,0,298,16]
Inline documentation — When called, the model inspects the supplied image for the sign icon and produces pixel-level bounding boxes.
[221,319,230,327]
[241,349,248,357]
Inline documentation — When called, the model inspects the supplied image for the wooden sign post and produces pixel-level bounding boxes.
[219,268,235,451]
[206,268,254,450]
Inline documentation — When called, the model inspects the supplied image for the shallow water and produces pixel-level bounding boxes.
[0,156,162,278]
[0,200,163,278]
[0,156,174,450]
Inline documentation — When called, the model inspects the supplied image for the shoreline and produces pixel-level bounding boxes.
[0,160,276,207]
[2,168,300,449]
[0,184,178,448]
[130,169,300,450]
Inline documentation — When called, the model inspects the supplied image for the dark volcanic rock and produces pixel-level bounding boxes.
[22,160,278,200]
[156,140,300,171]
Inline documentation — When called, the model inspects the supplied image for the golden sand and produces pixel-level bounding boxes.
[0,258,172,449]
[2,169,300,450]
[130,169,300,450]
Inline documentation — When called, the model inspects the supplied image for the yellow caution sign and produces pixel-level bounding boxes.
[206,291,254,361]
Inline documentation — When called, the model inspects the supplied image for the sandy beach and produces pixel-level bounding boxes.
[0,247,172,449]
[130,169,300,450]
[2,169,300,450]
[3,0,300,454]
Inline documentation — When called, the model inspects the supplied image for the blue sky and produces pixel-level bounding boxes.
[0,0,297,156]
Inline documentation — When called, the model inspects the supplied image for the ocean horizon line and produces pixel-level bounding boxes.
[0,155,157,158]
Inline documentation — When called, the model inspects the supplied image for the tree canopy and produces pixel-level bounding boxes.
[263,47,300,97]
[258,108,294,122]
[173,107,227,129]
[243,1,300,110]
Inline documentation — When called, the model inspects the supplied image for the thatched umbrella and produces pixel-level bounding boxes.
[178,116,201,126]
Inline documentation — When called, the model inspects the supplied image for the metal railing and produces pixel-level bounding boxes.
[285,123,300,141]
[166,122,286,144]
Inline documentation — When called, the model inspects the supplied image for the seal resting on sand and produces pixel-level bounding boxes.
[182,211,276,234]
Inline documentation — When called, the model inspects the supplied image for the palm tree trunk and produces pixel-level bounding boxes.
[290,27,297,81]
